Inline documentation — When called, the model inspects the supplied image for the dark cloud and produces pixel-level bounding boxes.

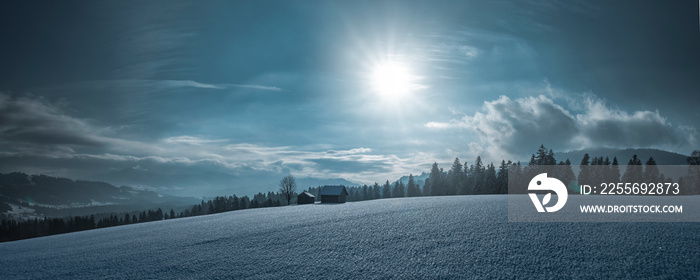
[471,95,578,156]
[576,98,694,149]
[428,95,697,160]
[0,93,106,148]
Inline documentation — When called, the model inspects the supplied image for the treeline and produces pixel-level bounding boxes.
[0,191,290,242]
[303,145,700,200]
[302,149,522,200]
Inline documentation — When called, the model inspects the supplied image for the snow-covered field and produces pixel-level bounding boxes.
[1,195,698,279]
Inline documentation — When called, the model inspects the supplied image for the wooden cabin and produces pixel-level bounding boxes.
[297,191,315,204]
[320,185,348,203]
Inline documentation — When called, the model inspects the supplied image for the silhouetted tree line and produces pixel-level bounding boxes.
[302,145,700,200]
[0,190,292,242]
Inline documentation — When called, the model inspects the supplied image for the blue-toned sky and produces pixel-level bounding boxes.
[1,0,698,196]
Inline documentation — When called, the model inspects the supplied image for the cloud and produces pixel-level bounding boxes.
[54,79,283,92]
[224,84,283,91]
[459,45,480,58]
[425,121,453,129]
[158,80,283,91]
[426,94,697,160]
[0,93,107,148]
[164,136,228,145]
[0,136,430,196]
[574,97,694,149]
[161,80,224,89]
[143,79,284,91]
[0,91,438,196]
[306,158,391,174]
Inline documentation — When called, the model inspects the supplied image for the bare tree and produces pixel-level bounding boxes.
[279,175,297,205]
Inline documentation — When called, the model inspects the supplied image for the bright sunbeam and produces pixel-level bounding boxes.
[370,61,416,100]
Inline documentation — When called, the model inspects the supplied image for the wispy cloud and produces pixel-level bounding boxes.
[224,84,283,91]
[161,80,225,89]
[159,80,284,91]
[164,136,228,145]
[49,79,283,92]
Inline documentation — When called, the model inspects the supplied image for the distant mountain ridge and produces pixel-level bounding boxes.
[555,148,689,165]
[85,167,361,198]
[295,177,359,188]
[397,172,429,186]
[0,172,198,219]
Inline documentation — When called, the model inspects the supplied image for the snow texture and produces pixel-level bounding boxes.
[1,195,698,279]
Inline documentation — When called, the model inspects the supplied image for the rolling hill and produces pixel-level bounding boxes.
[1,195,697,279]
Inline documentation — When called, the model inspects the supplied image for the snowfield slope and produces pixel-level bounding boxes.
[1,195,698,279]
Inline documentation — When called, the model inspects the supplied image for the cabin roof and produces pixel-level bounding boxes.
[320,185,348,196]
[298,191,315,198]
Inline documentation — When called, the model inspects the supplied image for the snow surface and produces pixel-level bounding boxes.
[1,195,698,279]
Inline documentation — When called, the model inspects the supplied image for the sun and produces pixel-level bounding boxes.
[370,61,415,99]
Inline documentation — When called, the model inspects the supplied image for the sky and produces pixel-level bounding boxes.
[0,0,698,197]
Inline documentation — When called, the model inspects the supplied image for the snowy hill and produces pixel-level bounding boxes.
[1,196,698,279]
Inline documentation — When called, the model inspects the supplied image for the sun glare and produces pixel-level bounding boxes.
[370,61,415,99]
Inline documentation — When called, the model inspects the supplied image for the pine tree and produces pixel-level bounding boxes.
[448,158,463,195]
[496,160,511,194]
[610,157,621,184]
[534,145,553,165]
[689,150,700,165]
[578,153,591,186]
[373,182,381,199]
[406,174,418,197]
[473,156,485,194]
[423,178,432,196]
[429,162,443,196]
[484,163,497,194]
[463,164,474,195]
[528,154,536,165]
[239,197,247,209]
[547,149,556,165]
[393,181,405,197]
[686,151,700,194]
[559,159,576,193]
[589,156,601,184]
[382,180,392,198]
[622,155,643,183]
[643,157,660,182]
